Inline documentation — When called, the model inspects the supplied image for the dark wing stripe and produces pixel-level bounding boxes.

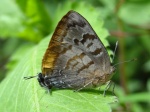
[90,48,102,55]
[77,61,94,74]
[80,34,96,44]
[65,52,85,69]
[87,43,93,48]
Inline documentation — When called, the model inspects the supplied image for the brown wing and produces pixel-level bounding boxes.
[42,10,111,77]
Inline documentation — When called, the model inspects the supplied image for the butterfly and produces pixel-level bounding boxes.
[25,10,115,92]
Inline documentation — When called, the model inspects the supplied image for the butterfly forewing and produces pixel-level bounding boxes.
[41,10,114,90]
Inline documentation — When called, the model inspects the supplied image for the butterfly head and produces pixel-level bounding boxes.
[110,66,116,74]
[37,73,52,90]
[105,66,116,81]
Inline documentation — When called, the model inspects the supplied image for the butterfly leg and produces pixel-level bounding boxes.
[74,79,94,92]
[103,80,111,97]
[103,80,115,96]
[112,82,116,96]
[47,89,52,95]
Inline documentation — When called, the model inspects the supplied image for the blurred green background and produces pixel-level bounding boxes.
[0,0,150,112]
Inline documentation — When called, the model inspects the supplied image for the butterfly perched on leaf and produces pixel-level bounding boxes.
[24,10,115,93]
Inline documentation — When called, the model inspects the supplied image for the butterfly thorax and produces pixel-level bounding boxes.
[37,73,52,90]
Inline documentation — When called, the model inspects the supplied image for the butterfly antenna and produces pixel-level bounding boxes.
[24,75,38,80]
[112,41,118,63]
[113,58,137,67]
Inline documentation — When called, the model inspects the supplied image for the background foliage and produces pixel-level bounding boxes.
[0,0,150,112]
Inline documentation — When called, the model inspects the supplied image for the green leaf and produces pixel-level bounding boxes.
[16,0,52,42]
[119,2,150,25]
[0,0,24,37]
[119,92,150,103]
[0,34,117,112]
[6,42,34,71]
